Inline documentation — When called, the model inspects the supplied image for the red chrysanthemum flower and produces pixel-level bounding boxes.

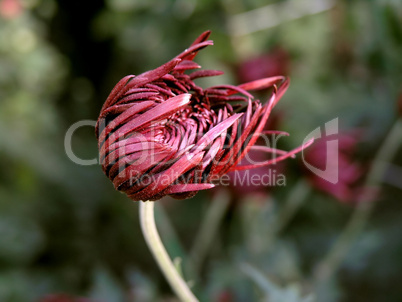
[95,31,311,202]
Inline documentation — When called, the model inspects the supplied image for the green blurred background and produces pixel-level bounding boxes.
[1,0,402,301]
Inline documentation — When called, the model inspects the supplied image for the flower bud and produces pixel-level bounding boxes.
[96,31,311,201]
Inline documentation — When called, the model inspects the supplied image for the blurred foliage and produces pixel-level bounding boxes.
[0,0,402,301]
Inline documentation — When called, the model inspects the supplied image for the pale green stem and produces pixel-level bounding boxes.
[154,204,187,262]
[139,201,199,302]
[314,119,402,282]
[190,189,230,275]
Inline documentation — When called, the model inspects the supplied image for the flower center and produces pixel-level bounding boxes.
[157,94,220,149]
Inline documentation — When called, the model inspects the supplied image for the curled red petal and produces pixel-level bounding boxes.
[127,152,204,201]
[164,183,215,194]
[189,70,224,80]
[237,76,286,91]
[230,138,314,171]
[174,60,201,71]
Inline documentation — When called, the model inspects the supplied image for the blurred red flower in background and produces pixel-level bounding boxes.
[236,47,290,84]
[215,289,235,302]
[0,0,22,19]
[303,132,363,202]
